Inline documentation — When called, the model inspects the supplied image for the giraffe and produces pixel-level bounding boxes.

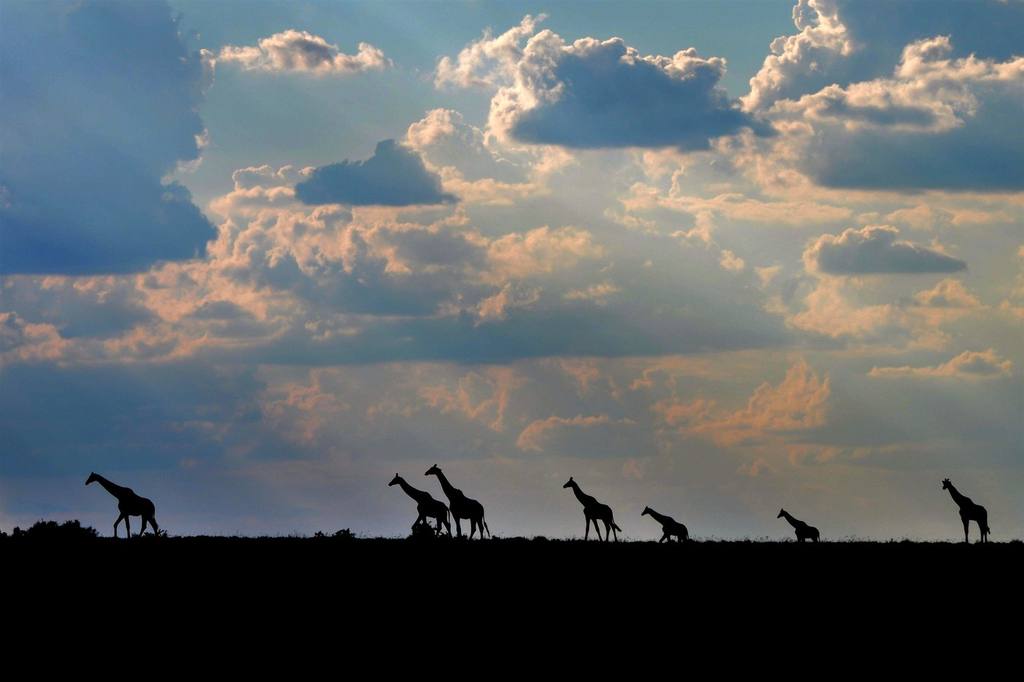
[641,506,688,543]
[389,474,451,537]
[563,477,621,541]
[942,478,990,544]
[777,508,819,543]
[425,464,490,539]
[85,472,160,539]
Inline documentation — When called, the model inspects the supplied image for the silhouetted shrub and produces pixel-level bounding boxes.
[12,519,99,541]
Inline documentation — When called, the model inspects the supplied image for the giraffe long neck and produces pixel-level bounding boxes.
[946,484,968,508]
[433,470,457,499]
[569,482,592,508]
[781,511,799,528]
[93,475,128,501]
[398,478,429,504]
[646,508,670,525]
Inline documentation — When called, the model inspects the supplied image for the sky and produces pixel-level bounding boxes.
[1,0,1022,540]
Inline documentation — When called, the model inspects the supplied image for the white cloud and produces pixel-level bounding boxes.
[218,30,389,75]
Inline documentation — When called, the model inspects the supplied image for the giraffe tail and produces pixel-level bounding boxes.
[482,517,491,538]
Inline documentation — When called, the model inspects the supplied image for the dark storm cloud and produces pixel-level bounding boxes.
[294,140,457,206]
[0,1,215,274]
[806,226,966,275]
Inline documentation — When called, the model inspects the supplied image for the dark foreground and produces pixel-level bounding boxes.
[8,533,1021,589]
[6,534,1020,658]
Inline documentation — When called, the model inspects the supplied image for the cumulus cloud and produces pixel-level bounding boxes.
[295,140,457,206]
[750,2,1024,191]
[493,31,770,149]
[804,225,966,275]
[435,14,546,89]
[745,0,1024,111]
[217,30,389,75]
[869,349,1013,379]
[782,37,1024,190]
[0,0,214,274]
[439,17,769,150]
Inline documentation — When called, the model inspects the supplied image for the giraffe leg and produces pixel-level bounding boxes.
[660,533,667,543]
[469,518,477,539]
[962,517,970,544]
[113,513,124,539]
[454,517,462,538]
[124,516,131,539]
[139,518,148,537]
[584,517,590,541]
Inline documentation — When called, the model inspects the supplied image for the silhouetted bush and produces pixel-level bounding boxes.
[12,519,99,541]
[314,528,356,541]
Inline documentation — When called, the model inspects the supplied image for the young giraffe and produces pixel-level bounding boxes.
[777,508,820,543]
[942,478,990,543]
[389,474,451,536]
[563,477,621,541]
[641,506,688,543]
[85,472,160,539]
[425,465,490,539]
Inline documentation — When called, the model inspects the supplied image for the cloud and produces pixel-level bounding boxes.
[912,279,980,309]
[749,2,1024,191]
[745,0,1024,111]
[406,109,525,183]
[216,30,389,75]
[869,349,1013,379]
[804,225,966,275]
[491,30,771,149]
[436,14,546,89]
[516,414,634,453]
[782,37,1024,190]
[655,360,830,447]
[0,0,215,274]
[295,140,457,206]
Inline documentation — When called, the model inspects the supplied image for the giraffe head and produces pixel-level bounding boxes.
[85,472,98,486]
[942,478,951,490]
[562,476,575,489]
[425,464,441,477]
[388,474,402,487]
[641,506,651,517]
[777,508,786,518]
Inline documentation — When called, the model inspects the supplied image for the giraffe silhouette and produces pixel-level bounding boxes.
[85,472,160,539]
[425,464,490,539]
[942,478,990,543]
[641,506,688,543]
[777,508,819,543]
[389,474,451,537]
[563,477,621,541]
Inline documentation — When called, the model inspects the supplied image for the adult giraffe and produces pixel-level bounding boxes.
[942,478,990,543]
[85,472,160,538]
[563,477,621,541]
[389,474,451,537]
[777,508,819,543]
[425,464,490,539]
